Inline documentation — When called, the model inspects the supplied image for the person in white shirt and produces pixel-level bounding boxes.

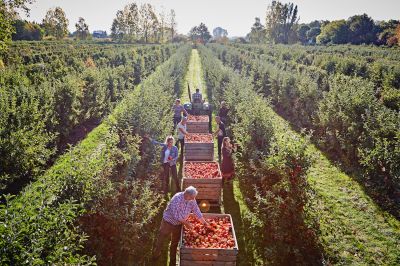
[176,116,188,156]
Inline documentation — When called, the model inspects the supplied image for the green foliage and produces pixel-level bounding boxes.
[0,0,35,54]
[198,45,322,264]
[205,43,400,264]
[0,43,177,194]
[42,7,69,39]
[265,1,299,44]
[12,19,43,40]
[75,17,90,40]
[189,23,212,44]
[210,43,400,208]
[317,20,350,44]
[306,27,321,44]
[248,17,266,44]
[111,2,177,44]
[0,5,14,54]
[297,24,310,44]
[347,14,377,44]
[0,44,191,264]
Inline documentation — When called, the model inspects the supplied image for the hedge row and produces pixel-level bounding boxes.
[231,43,400,111]
[209,43,400,216]
[0,43,176,194]
[0,44,191,265]
[200,44,400,265]
[198,45,322,265]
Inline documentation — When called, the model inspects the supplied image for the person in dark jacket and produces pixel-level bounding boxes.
[218,101,229,125]
[148,135,180,193]
[221,137,237,181]
[213,116,227,162]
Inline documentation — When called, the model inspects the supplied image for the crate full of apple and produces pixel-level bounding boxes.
[186,115,209,133]
[179,214,238,265]
[184,134,214,161]
[182,161,222,202]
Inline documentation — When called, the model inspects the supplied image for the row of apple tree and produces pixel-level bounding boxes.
[231,43,400,111]
[198,45,322,265]
[208,43,399,216]
[0,43,177,194]
[0,44,191,265]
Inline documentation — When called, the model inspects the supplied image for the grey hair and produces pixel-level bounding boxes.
[184,186,198,197]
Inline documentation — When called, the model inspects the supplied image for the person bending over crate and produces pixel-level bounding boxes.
[147,135,180,193]
[153,186,209,266]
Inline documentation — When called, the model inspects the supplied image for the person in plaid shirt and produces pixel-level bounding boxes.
[192,88,203,103]
[153,186,208,265]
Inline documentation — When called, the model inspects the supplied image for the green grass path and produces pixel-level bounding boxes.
[181,49,207,103]
[269,109,400,265]
[307,148,400,265]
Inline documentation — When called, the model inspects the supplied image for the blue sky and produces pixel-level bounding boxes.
[22,0,400,37]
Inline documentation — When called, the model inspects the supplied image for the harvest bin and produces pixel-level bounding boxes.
[179,213,239,266]
[182,161,223,203]
[184,134,214,161]
[187,115,210,133]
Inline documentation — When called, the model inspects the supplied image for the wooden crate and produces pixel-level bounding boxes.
[187,115,210,133]
[179,213,239,266]
[182,161,222,203]
[185,135,214,161]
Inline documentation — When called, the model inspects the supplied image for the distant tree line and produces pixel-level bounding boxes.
[0,0,34,54]
[11,7,92,41]
[0,1,180,56]
[110,2,178,43]
[247,0,400,47]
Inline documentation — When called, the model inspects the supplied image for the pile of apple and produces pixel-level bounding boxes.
[186,133,213,143]
[183,216,236,249]
[184,162,220,179]
[187,115,209,122]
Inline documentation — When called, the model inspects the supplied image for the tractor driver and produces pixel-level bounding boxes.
[192,88,204,104]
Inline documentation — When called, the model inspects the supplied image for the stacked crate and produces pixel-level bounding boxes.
[183,115,219,202]
[180,115,238,265]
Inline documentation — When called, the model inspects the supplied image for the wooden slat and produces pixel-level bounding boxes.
[187,122,209,134]
[183,179,222,185]
[185,156,214,161]
[180,260,236,266]
[180,254,237,262]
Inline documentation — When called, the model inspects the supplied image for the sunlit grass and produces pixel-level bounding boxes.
[181,49,207,103]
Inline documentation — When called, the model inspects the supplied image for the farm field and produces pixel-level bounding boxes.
[1,41,399,266]
[0,41,177,195]
[1,1,400,264]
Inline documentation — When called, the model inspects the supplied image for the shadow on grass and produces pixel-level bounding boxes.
[273,107,400,219]
[223,180,260,266]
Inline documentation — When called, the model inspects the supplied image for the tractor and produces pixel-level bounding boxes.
[184,84,212,116]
